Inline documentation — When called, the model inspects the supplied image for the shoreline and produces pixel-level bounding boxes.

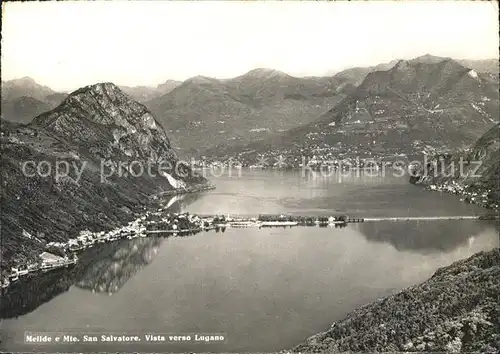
[411,179,500,213]
[149,181,216,200]
[286,248,500,353]
[1,182,216,290]
[3,190,497,291]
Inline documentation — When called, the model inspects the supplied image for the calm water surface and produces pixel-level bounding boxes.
[1,170,498,352]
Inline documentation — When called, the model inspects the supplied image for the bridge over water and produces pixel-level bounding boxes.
[145,214,498,235]
[362,215,498,222]
[193,214,499,223]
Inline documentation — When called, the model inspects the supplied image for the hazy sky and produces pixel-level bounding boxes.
[2,1,498,91]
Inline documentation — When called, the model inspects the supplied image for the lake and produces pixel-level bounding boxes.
[0,170,498,352]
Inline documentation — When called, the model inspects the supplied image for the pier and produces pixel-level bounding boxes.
[193,214,498,224]
[362,215,499,222]
[144,214,498,234]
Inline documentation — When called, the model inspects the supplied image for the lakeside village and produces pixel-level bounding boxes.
[1,211,352,291]
[191,153,407,171]
[417,179,499,211]
[427,182,499,210]
[192,139,452,170]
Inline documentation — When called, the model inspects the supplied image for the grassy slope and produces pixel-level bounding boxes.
[291,248,500,353]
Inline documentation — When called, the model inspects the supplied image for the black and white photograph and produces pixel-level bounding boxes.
[0,1,499,353]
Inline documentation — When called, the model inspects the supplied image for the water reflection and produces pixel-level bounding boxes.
[75,192,208,294]
[0,192,204,319]
[76,237,162,294]
[0,268,78,319]
[353,220,496,253]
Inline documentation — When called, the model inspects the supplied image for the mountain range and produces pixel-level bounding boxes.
[457,58,499,76]
[123,56,499,156]
[119,80,181,103]
[209,55,499,165]
[2,55,498,156]
[326,56,498,80]
[143,68,352,155]
[0,83,210,269]
[1,77,67,123]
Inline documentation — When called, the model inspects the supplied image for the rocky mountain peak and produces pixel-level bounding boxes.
[40,82,156,127]
[242,68,289,79]
[357,56,472,97]
[391,59,415,72]
[31,82,175,162]
[157,79,181,90]
[183,75,218,86]
[1,77,56,102]
[9,76,37,85]
[411,54,450,64]
[65,82,145,106]
[1,77,43,90]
